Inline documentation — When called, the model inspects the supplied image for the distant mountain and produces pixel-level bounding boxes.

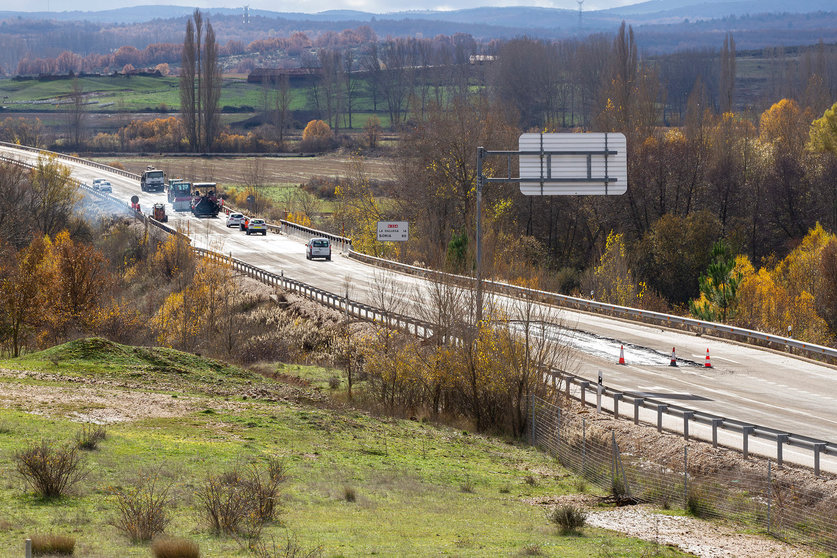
[1,0,834,27]
[604,0,837,19]
[0,2,835,55]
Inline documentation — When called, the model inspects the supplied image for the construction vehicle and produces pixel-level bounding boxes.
[191,182,221,217]
[140,167,166,193]
[167,179,192,211]
[152,203,168,222]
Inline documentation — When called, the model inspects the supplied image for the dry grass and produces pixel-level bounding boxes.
[30,533,75,555]
[75,423,107,450]
[151,537,200,558]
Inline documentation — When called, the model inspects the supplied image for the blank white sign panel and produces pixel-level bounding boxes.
[518,132,627,195]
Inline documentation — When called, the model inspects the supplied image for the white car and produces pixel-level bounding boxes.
[306,238,331,261]
[92,178,107,189]
[226,212,245,228]
[246,219,267,236]
[97,181,112,193]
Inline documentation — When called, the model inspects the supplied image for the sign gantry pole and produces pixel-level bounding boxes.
[473,132,627,327]
[476,146,485,326]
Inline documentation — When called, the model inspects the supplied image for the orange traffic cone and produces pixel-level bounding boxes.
[669,347,678,367]
[704,348,712,368]
[618,345,626,365]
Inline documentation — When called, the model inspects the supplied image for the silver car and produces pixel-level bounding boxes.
[306,238,331,261]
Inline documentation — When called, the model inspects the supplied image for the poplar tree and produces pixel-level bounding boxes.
[179,9,220,152]
[720,32,736,114]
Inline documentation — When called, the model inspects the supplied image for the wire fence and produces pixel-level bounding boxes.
[531,395,837,556]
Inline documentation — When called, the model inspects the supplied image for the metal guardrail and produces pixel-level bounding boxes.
[192,248,432,340]
[556,372,837,476]
[3,143,837,472]
[0,140,141,181]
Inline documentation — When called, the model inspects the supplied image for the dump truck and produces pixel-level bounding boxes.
[140,167,166,193]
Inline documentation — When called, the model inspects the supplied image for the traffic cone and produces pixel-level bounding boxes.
[704,348,712,368]
[669,347,678,367]
[618,345,626,365]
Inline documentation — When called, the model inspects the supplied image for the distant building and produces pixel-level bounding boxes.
[247,67,321,84]
[469,54,496,65]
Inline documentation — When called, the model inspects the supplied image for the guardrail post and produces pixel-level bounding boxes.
[776,434,789,468]
[582,418,587,477]
[683,446,688,509]
[579,382,590,407]
[613,393,622,418]
[25,538,31,558]
[565,375,573,398]
[634,398,643,425]
[813,443,825,476]
[742,426,754,459]
[711,418,723,447]
[683,411,695,441]
[657,404,668,432]
[767,459,772,534]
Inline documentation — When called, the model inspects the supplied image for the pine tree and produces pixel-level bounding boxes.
[690,240,741,322]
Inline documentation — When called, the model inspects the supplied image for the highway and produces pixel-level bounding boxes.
[4,145,837,472]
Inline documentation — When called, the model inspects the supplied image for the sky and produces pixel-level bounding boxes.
[0,0,641,16]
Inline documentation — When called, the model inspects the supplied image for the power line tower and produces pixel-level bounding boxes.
[577,0,584,29]
[242,5,250,24]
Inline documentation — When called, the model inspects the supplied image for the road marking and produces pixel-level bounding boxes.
[691,354,739,364]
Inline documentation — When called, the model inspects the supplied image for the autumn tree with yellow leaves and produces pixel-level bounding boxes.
[735,224,836,345]
[361,276,563,435]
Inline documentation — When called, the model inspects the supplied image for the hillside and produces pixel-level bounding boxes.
[0,338,689,557]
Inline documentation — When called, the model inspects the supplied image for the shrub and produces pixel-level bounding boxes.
[548,504,587,534]
[328,376,340,389]
[110,468,172,542]
[30,533,75,555]
[151,537,200,558]
[300,120,333,152]
[518,543,543,556]
[343,486,356,502]
[14,441,87,498]
[252,534,323,558]
[75,423,107,450]
[686,486,713,518]
[197,457,288,538]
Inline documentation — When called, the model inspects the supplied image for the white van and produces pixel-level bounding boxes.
[306,238,331,261]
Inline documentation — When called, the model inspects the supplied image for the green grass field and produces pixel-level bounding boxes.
[0,75,391,127]
[0,338,690,557]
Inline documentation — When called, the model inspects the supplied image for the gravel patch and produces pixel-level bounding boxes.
[586,505,812,558]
